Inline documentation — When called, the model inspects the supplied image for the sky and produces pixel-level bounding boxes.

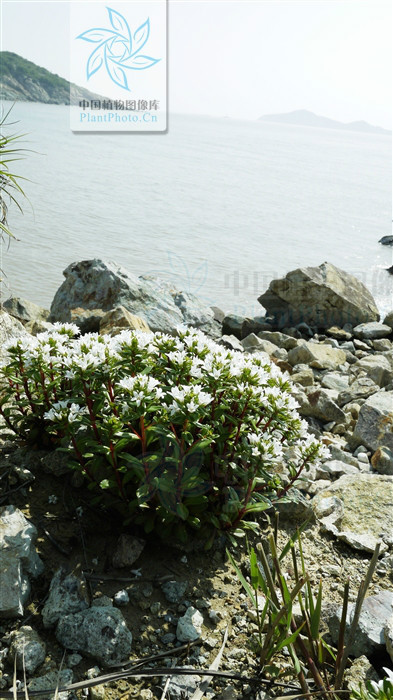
[0,0,392,128]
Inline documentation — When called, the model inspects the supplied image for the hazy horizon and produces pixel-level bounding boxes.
[0,0,391,130]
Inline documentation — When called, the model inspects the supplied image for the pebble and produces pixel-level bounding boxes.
[113,589,129,606]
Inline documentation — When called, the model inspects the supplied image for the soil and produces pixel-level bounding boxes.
[1,435,392,700]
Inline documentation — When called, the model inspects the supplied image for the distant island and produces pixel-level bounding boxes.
[0,51,105,105]
[259,109,391,135]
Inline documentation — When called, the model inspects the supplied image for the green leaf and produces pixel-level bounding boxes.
[274,622,305,652]
[226,548,256,607]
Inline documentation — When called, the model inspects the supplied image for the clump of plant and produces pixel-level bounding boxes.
[0,324,327,543]
[228,521,381,699]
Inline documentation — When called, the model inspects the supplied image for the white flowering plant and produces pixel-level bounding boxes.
[0,324,327,543]
[350,669,393,700]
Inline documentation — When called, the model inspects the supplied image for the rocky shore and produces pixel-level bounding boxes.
[0,259,392,700]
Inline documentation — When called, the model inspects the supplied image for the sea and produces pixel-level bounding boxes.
[1,101,392,320]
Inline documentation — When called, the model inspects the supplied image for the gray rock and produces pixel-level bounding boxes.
[385,614,393,663]
[0,553,30,618]
[242,335,278,356]
[99,306,150,336]
[41,451,70,477]
[328,445,359,466]
[326,326,352,341]
[353,322,392,340]
[161,580,188,604]
[296,387,346,423]
[176,606,204,642]
[344,655,379,694]
[318,460,359,479]
[354,355,393,388]
[291,368,314,387]
[28,669,73,700]
[8,626,46,673]
[112,534,145,568]
[328,590,393,657]
[0,310,30,366]
[2,297,49,323]
[371,446,393,475]
[219,335,244,353]
[257,331,298,350]
[374,338,392,352]
[161,666,200,700]
[56,607,132,666]
[258,262,379,329]
[49,260,217,336]
[383,311,393,329]
[352,391,393,452]
[42,569,89,628]
[113,590,129,606]
[222,314,247,339]
[321,372,349,393]
[0,506,44,617]
[287,342,346,370]
[273,488,314,521]
[312,474,393,552]
[338,376,379,406]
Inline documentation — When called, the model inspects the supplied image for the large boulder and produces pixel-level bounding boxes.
[49,260,218,337]
[258,262,379,330]
[2,297,49,324]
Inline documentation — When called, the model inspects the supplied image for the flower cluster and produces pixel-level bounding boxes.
[0,324,328,543]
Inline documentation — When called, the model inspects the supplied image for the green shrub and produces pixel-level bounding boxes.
[0,324,327,543]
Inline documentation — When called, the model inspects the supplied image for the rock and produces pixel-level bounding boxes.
[41,451,70,477]
[211,306,225,323]
[3,297,49,323]
[176,606,204,642]
[0,506,44,618]
[371,447,393,475]
[56,606,132,666]
[8,626,46,673]
[296,387,346,423]
[112,534,145,568]
[352,391,393,452]
[49,260,217,336]
[273,489,314,521]
[161,580,188,604]
[344,655,379,694]
[242,316,274,336]
[313,474,393,552]
[328,590,393,657]
[28,669,73,700]
[338,376,379,406]
[0,310,30,366]
[291,368,314,387]
[69,307,106,333]
[219,335,244,352]
[353,355,393,388]
[373,338,392,352]
[328,445,359,466]
[383,311,393,329]
[42,569,89,628]
[353,322,392,340]
[321,372,349,393]
[318,460,359,479]
[287,342,346,370]
[257,331,298,350]
[100,306,150,336]
[222,314,247,339]
[242,334,279,356]
[258,262,379,330]
[161,667,200,700]
[385,614,393,663]
[379,235,393,245]
[113,590,129,606]
[326,326,352,341]
[25,320,56,335]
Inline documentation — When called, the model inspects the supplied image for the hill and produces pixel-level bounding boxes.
[0,51,105,105]
[258,109,391,135]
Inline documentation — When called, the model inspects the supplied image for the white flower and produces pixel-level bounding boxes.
[370,667,393,692]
